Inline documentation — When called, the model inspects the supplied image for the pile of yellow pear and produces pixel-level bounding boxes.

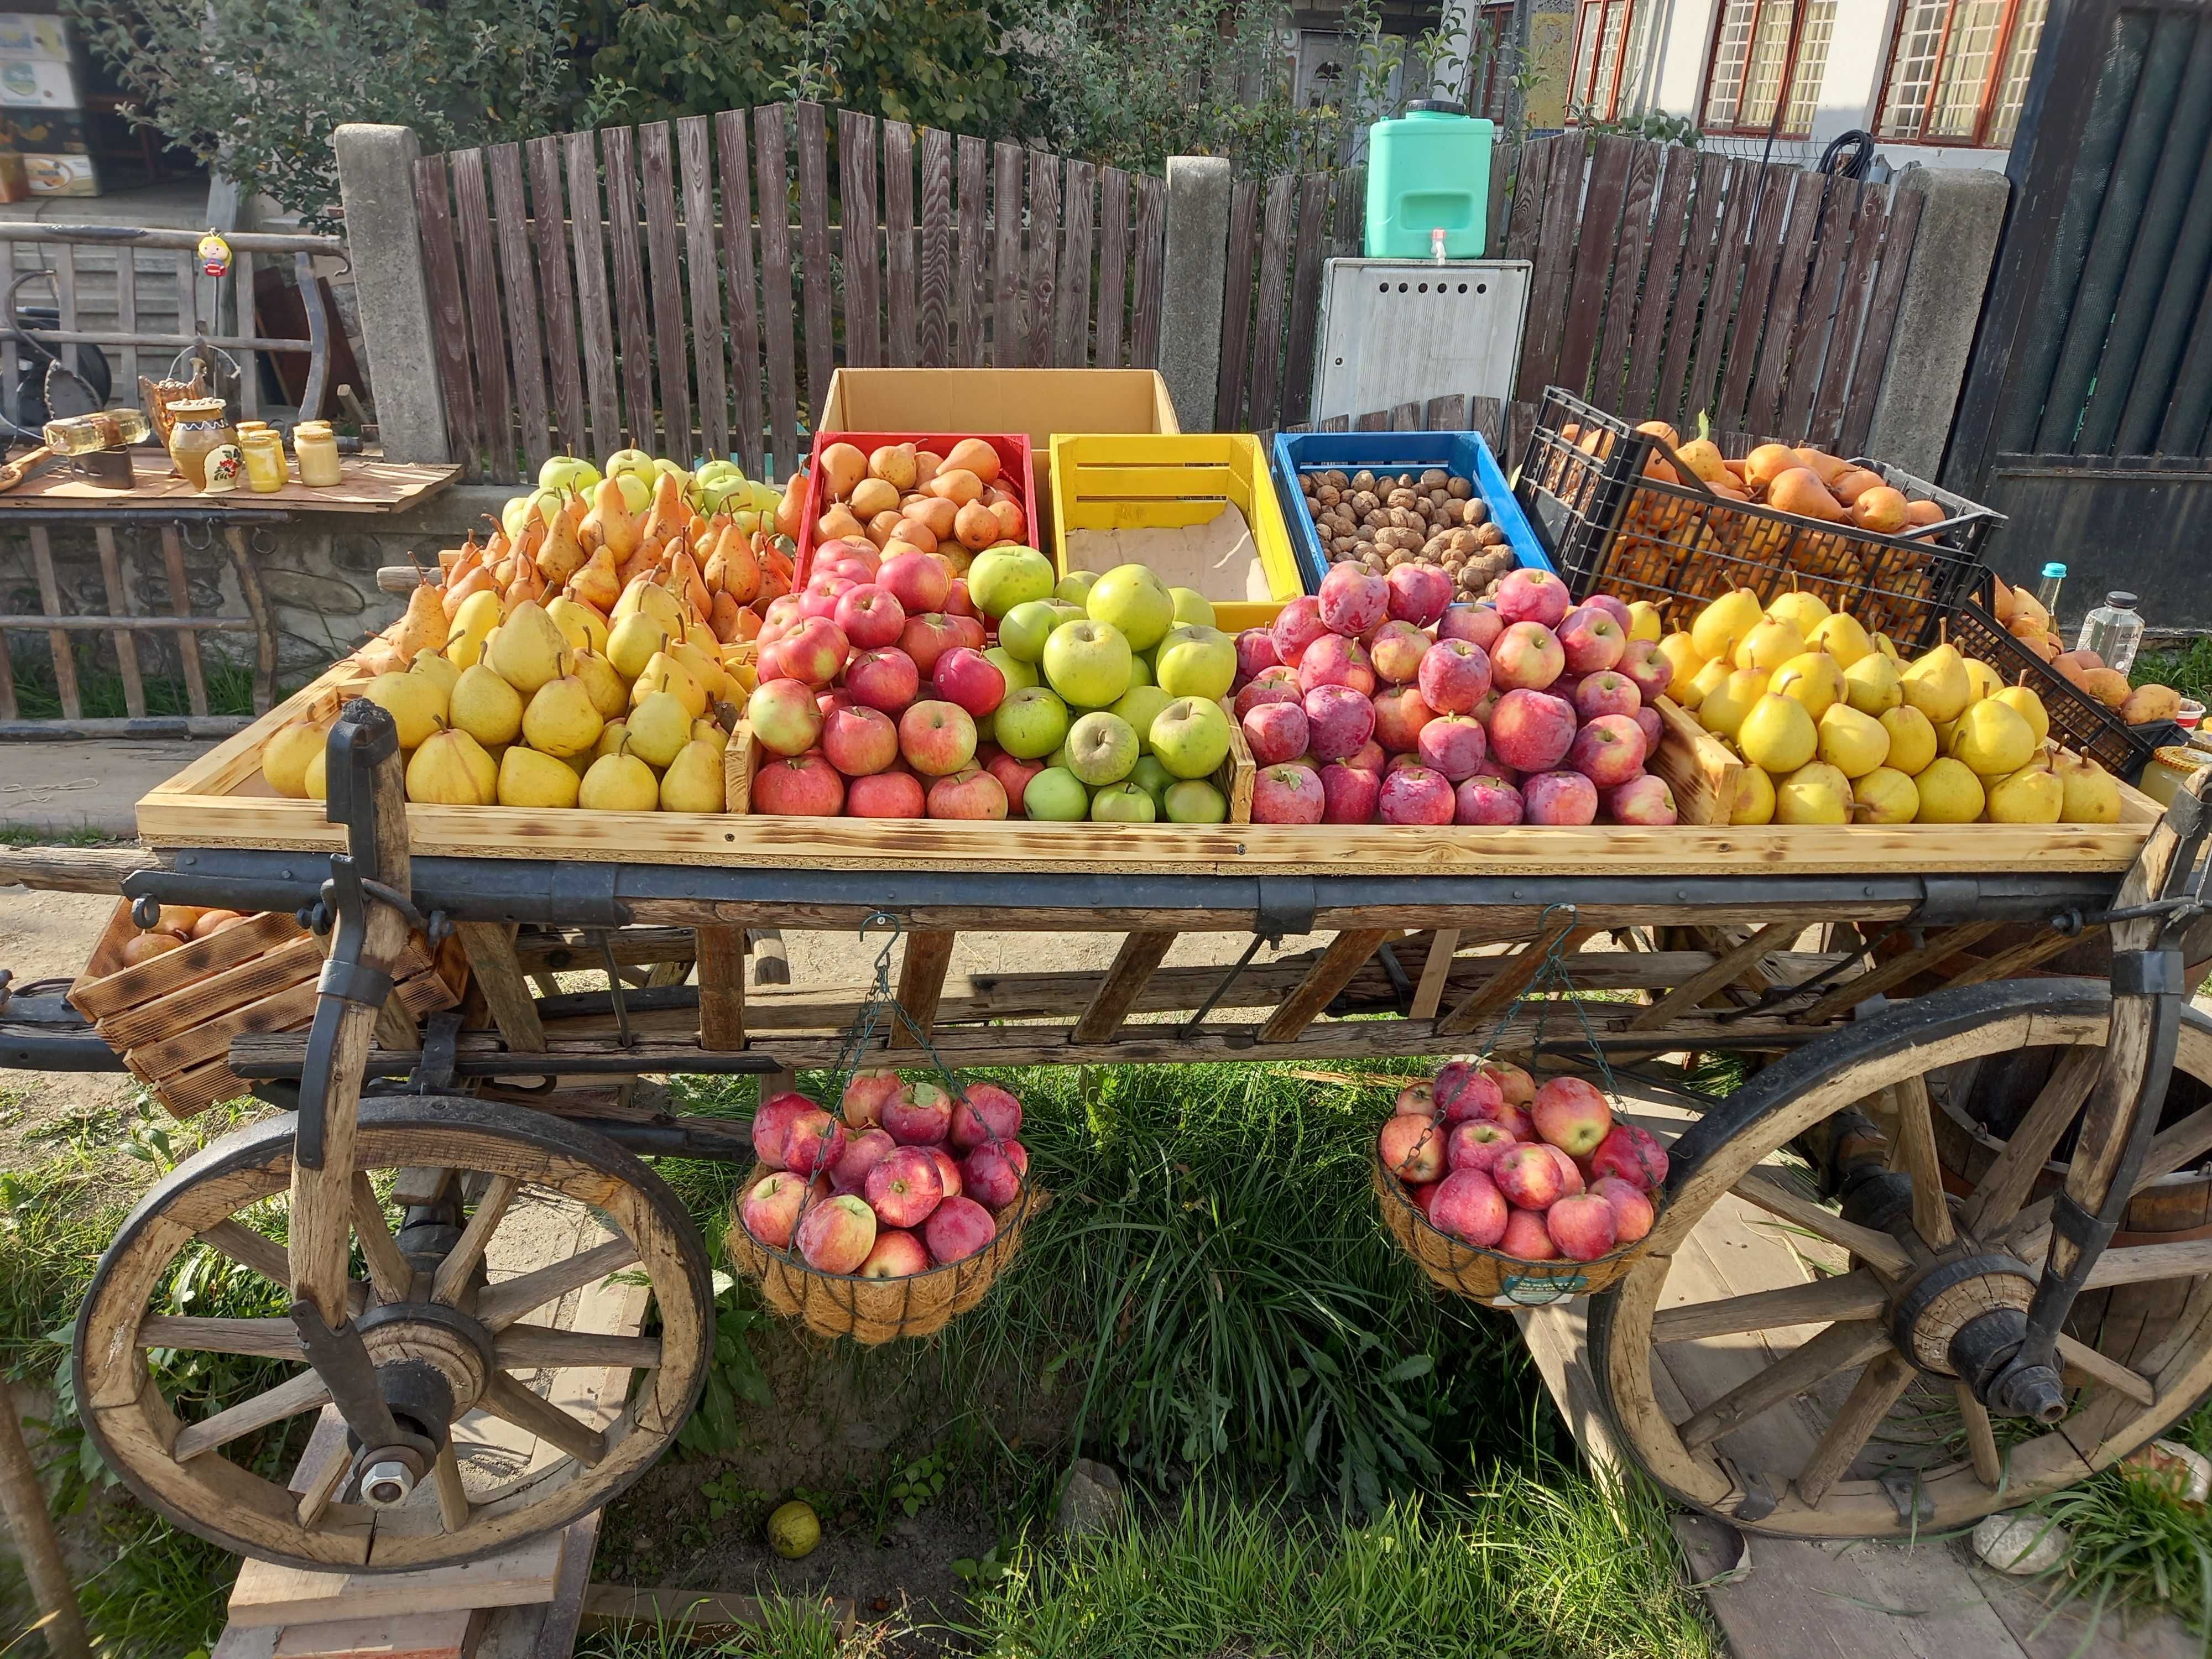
[259,569,747,815]
[1661,587,2122,827]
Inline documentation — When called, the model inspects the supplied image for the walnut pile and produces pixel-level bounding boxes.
[1298,467,1517,600]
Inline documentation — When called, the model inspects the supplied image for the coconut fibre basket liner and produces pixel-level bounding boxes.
[1372,1151,1655,1305]
[727,1161,1047,1344]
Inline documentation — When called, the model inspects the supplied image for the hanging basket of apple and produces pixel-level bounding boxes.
[726,916,1045,1344]
[1373,916,1671,1305]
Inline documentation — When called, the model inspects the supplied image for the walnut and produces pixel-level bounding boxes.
[1394,472,1416,489]
[1448,476,1473,499]
[1385,487,1418,510]
[1464,498,1491,526]
[1351,470,1376,493]
[1321,470,1349,490]
[1429,489,1451,513]
[1475,523,1505,549]
[1351,490,1380,517]
[1362,551,1386,573]
[1316,483,1341,508]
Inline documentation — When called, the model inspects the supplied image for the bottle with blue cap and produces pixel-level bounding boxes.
[2035,561,2065,623]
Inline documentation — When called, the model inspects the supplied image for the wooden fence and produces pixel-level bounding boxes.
[413,102,1167,486]
[1217,135,1926,456]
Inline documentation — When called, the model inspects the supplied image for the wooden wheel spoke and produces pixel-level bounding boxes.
[481,1373,607,1467]
[474,1237,639,1331]
[1957,1384,2001,1486]
[1961,1045,2101,1233]
[138,1316,304,1359]
[294,1433,352,1527]
[430,1175,521,1306]
[1677,1322,1891,1451]
[1651,1270,1889,1343]
[199,1218,291,1285]
[173,1369,331,1463]
[351,1172,416,1305]
[494,1326,662,1369]
[1734,1168,1912,1273]
[432,1441,470,1532]
[1794,1349,1918,1507]
[2055,1332,2156,1405]
[1885,1077,1953,1248]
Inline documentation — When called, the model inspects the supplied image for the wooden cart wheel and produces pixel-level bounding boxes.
[1589,978,2212,1539]
[74,1097,711,1572]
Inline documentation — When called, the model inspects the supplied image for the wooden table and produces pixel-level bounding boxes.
[0,450,459,515]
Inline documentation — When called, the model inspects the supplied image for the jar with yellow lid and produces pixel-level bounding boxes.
[165,398,234,488]
[292,421,341,487]
[239,429,287,493]
[2140,745,2211,808]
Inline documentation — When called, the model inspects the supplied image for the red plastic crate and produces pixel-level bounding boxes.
[794,430,1037,587]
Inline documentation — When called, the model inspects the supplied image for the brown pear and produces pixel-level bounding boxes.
[570,544,620,611]
[536,509,586,584]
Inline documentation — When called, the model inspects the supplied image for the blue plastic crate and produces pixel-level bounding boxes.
[1270,429,1553,596]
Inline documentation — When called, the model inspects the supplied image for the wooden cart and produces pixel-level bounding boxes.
[39,675,2212,1569]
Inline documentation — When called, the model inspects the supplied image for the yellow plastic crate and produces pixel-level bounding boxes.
[1047,433,1302,630]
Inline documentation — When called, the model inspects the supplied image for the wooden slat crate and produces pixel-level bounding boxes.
[69,902,466,1119]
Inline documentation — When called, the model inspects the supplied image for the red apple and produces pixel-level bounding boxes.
[1302,684,1376,763]
[945,578,978,619]
[822,705,899,776]
[1490,622,1566,692]
[865,1145,946,1228]
[814,538,877,577]
[753,750,845,816]
[1584,594,1631,628]
[761,594,804,638]
[880,549,952,615]
[798,573,856,621]
[1386,562,1454,628]
[1378,764,1455,825]
[945,613,987,653]
[1378,1113,1447,1183]
[1439,603,1505,651]
[1499,1208,1558,1259]
[1242,701,1308,766]
[748,677,825,757]
[1489,688,1578,772]
[739,1170,808,1248]
[1234,667,1302,721]
[899,698,978,776]
[1546,1144,1586,1197]
[950,1081,1023,1150]
[1417,637,1493,714]
[1619,637,1674,705]
[1545,1192,1619,1261]
[1634,705,1664,754]
[859,1227,930,1279]
[1235,627,1281,680]
[1371,685,1438,755]
[926,1145,963,1199]
[1494,1141,1566,1209]
[1395,1081,1436,1116]
[844,646,921,714]
[1573,670,1641,722]
[1417,713,1488,781]
[926,765,1008,819]
[1522,769,1598,826]
[841,1067,904,1129]
[899,613,962,677]
[1531,1077,1613,1157]
[1407,1180,1441,1217]
[833,583,907,650]
[1298,633,1376,697]
[1485,1060,1536,1107]
[847,769,926,817]
[984,750,1045,812]
[1555,605,1626,675]
[1589,1174,1655,1244]
[780,616,851,688]
[1346,739,1386,773]
[829,1125,898,1192]
[933,646,1007,719]
[1589,1122,1670,1191]
[1493,568,1570,628]
[1569,714,1647,788]
[1447,1119,1519,1177]
[1366,619,1432,686]
[1428,1168,1509,1246]
[924,1194,998,1265]
[796,1191,877,1272]
[961,1139,1029,1210]
[1454,775,1524,825]
[1606,774,1678,826]
[883,1079,953,1146]
[752,1090,815,1168]
[1318,563,1389,636]
[1270,596,1328,667]
[781,1108,848,1181]
[1434,1062,1504,1124]
[1319,759,1381,823]
[1251,761,1325,823]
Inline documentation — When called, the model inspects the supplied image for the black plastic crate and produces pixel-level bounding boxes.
[1951,572,2176,782]
[1514,387,2002,652]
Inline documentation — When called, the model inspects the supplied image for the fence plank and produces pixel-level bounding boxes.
[1026,150,1060,369]
[601,127,656,451]
[1333,165,1365,255]
[1808,184,1887,450]
[93,527,143,718]
[1469,394,1504,448]
[451,150,516,481]
[114,244,138,403]
[992,142,1023,368]
[1097,167,1130,369]
[1214,179,1261,430]
[1687,159,1760,430]
[1516,138,1584,399]
[1590,143,1663,416]
[1248,174,1296,431]
[677,117,729,464]
[1657,153,1730,430]
[1623,146,1693,418]
[1425,393,1465,431]
[1280,172,1332,427]
[716,109,765,478]
[1487,141,1512,258]
[1130,174,1167,368]
[884,119,918,367]
[1717,165,1798,431]
[1745,174,1825,437]
[526,137,587,458]
[754,105,799,477]
[839,109,881,369]
[958,136,988,367]
[795,103,834,425]
[1058,159,1096,367]
[1839,186,1924,455]
[1555,137,1633,401]
[1504,135,1552,260]
[1781,180,1864,442]
[563,132,620,463]
[28,527,77,719]
[486,145,551,476]
[413,156,482,479]
[639,122,692,458]
[918,127,952,367]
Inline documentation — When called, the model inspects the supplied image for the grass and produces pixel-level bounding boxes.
[5,646,262,722]
[0,825,124,847]
[2132,636,2212,702]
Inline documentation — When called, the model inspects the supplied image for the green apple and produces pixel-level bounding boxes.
[1129,754,1174,805]
[1164,778,1229,822]
[616,472,653,515]
[1086,564,1176,651]
[1056,570,1098,608]
[1150,696,1234,779]
[603,447,655,479]
[1090,781,1157,822]
[1022,766,1090,821]
[967,546,1057,619]
[1154,624,1238,701]
[1043,744,1070,773]
[1126,650,1154,688]
[538,455,601,493]
[992,686,1070,759]
[1169,586,1215,627]
[1048,600,1088,627]
[984,646,1037,695]
[998,600,1062,664]
[1111,684,1172,754]
[1041,619,1134,709]
[500,495,533,540]
[1065,711,1139,786]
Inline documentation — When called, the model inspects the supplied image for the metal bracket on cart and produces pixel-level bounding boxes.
[1177,878,1317,1038]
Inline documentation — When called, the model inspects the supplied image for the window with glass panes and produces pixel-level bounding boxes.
[1701,0,1837,135]
[1568,0,1636,120]
[1877,0,2046,145]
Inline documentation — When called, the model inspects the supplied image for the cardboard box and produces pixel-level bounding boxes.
[0,15,70,60]
[23,152,95,196]
[0,55,75,107]
[0,106,85,153]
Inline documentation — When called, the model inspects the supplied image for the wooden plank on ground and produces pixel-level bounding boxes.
[525,137,587,460]
[599,127,656,453]
[562,131,619,464]
[226,1535,566,1630]
[918,126,953,367]
[794,102,833,425]
[883,119,917,367]
[677,116,728,463]
[270,1610,479,1657]
[754,105,798,475]
[1096,166,1129,369]
[638,122,692,458]
[958,137,988,367]
[714,109,764,479]
[487,144,551,477]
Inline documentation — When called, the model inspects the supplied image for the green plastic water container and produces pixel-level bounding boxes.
[1364,102,1494,259]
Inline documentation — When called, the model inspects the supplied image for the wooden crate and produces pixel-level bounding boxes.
[70,899,465,1119]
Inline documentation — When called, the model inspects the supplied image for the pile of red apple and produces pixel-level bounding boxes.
[1379,1058,1669,1264]
[737,1070,1030,1278]
[1237,565,1681,826]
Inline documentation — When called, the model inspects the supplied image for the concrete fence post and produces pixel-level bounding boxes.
[1157,156,1233,434]
[1863,165,2011,482]
[333,123,450,466]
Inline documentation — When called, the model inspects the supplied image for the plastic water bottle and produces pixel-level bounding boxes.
[2076,590,2144,675]
[2036,561,2065,624]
